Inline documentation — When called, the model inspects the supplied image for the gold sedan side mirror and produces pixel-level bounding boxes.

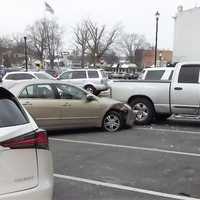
[86,94,96,102]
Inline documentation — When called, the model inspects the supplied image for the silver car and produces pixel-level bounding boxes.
[58,69,109,95]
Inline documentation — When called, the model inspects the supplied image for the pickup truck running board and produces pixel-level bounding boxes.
[173,114,200,120]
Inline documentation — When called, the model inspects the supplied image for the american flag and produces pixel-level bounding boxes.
[45,2,54,14]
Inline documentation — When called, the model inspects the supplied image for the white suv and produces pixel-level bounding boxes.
[3,71,54,81]
[0,87,53,200]
[58,69,109,95]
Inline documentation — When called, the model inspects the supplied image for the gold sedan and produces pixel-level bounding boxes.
[9,80,135,132]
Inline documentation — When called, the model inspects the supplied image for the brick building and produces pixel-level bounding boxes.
[135,49,173,68]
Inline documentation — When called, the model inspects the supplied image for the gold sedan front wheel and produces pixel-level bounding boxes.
[103,111,122,132]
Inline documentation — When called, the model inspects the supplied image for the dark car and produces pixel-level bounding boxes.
[45,69,59,78]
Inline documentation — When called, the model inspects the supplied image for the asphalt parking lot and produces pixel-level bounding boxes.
[49,118,200,200]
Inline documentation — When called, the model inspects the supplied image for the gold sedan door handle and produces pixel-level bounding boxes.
[23,101,32,106]
[62,102,71,107]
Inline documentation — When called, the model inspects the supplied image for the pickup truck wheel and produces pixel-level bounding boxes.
[84,85,96,94]
[95,91,101,96]
[156,113,171,121]
[103,111,123,132]
[130,98,155,125]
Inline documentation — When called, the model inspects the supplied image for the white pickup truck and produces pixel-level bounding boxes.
[110,62,200,125]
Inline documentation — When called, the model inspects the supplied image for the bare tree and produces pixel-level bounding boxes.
[44,19,63,68]
[26,19,47,63]
[120,33,150,63]
[85,20,119,67]
[26,18,63,68]
[73,21,90,67]
[0,36,14,66]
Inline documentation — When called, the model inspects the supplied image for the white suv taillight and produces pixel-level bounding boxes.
[0,129,49,150]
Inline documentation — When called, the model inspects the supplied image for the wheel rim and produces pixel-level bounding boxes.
[133,103,149,122]
[104,114,120,132]
[86,86,94,94]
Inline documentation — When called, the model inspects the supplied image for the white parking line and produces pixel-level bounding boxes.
[135,127,200,135]
[54,173,200,200]
[50,138,200,157]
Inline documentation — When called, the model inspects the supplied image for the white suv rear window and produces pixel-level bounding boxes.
[88,71,99,78]
[0,99,28,127]
[72,71,87,79]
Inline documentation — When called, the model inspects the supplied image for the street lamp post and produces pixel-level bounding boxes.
[154,11,160,67]
[24,36,28,71]
[159,52,162,67]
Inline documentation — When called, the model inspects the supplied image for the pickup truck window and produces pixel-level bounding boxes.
[168,70,174,80]
[178,65,200,83]
[145,70,164,80]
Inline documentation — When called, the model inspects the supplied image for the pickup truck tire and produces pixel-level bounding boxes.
[156,113,171,121]
[84,85,96,95]
[103,111,123,132]
[129,98,155,125]
[95,91,101,96]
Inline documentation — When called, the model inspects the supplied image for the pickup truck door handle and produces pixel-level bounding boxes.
[174,87,183,91]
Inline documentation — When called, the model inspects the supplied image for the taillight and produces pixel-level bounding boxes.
[0,129,49,150]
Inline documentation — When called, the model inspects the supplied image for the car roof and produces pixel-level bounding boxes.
[63,68,103,72]
[5,71,47,75]
[144,67,174,71]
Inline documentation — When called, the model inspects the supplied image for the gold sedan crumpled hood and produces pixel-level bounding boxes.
[98,97,122,105]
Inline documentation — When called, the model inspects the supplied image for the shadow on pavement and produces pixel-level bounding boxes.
[47,127,102,136]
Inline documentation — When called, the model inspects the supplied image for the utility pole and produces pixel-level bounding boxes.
[24,36,28,71]
[154,11,160,67]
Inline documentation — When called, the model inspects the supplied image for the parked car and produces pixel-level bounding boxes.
[110,72,138,80]
[2,71,55,88]
[45,68,59,78]
[8,80,135,132]
[110,62,200,125]
[0,87,53,200]
[110,72,127,79]
[3,71,54,82]
[57,69,109,95]
[139,67,174,80]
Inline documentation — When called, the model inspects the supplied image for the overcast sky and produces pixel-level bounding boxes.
[0,0,198,50]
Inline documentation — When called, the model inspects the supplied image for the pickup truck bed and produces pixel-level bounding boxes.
[111,80,171,124]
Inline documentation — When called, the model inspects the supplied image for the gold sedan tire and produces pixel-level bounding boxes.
[103,111,123,132]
